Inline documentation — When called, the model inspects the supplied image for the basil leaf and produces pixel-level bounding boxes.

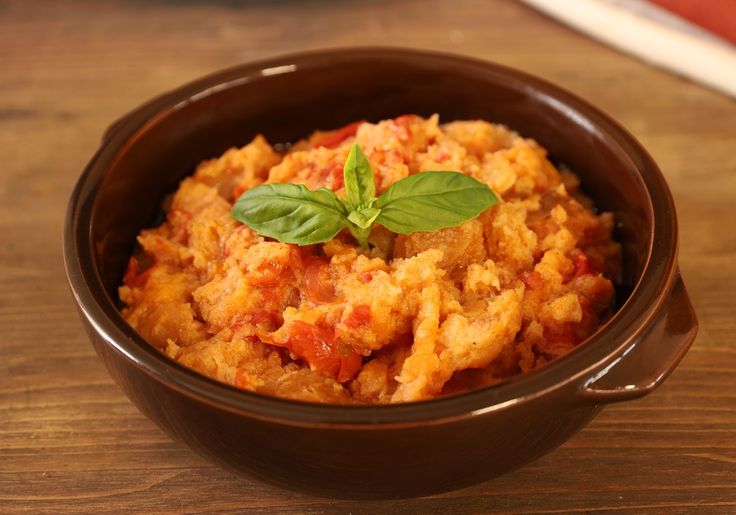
[374,171,498,234]
[230,144,498,248]
[343,144,376,210]
[232,183,349,245]
[347,206,381,229]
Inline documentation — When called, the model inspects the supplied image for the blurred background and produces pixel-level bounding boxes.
[1,0,734,512]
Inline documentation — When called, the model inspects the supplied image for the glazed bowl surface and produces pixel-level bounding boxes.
[64,48,697,498]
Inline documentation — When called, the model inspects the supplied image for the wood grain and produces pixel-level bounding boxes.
[1,0,734,512]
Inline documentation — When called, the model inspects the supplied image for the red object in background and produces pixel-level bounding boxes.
[649,0,736,45]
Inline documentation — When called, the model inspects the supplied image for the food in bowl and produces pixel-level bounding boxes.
[118,114,620,404]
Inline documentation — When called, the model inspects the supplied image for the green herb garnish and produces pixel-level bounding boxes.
[231,144,498,248]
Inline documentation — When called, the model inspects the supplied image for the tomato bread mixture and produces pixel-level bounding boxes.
[118,115,620,403]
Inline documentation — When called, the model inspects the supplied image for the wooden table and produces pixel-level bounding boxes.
[2,0,734,512]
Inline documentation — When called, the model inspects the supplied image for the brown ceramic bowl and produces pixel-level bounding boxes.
[64,48,697,498]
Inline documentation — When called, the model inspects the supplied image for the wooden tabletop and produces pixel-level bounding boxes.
[2,0,735,512]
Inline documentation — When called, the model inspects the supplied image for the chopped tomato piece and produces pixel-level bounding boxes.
[337,351,363,383]
[280,321,361,382]
[312,160,344,191]
[391,114,417,142]
[572,250,593,279]
[521,270,543,290]
[248,259,292,287]
[359,272,373,283]
[298,247,337,303]
[312,120,365,149]
[344,304,372,329]
[329,161,345,190]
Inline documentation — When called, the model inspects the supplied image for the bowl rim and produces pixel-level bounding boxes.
[64,46,679,428]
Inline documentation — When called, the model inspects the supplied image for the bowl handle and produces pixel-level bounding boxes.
[578,272,697,404]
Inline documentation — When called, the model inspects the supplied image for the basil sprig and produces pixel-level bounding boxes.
[232,144,498,248]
